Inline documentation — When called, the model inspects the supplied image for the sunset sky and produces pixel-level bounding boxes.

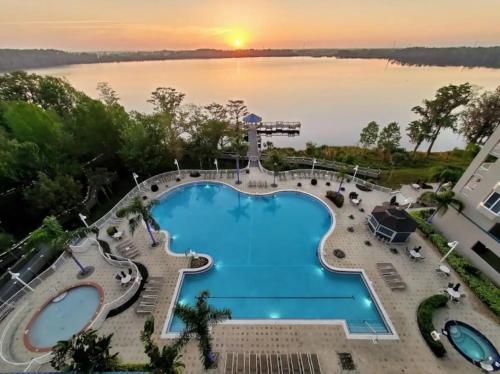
[1,0,499,51]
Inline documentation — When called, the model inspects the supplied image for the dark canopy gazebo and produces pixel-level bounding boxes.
[367,205,417,243]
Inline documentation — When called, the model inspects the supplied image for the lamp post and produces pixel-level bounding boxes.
[214,159,219,175]
[174,159,181,179]
[235,155,241,184]
[8,269,34,291]
[311,158,317,177]
[78,213,89,228]
[132,172,140,190]
[353,165,359,180]
[440,241,459,263]
[271,162,278,187]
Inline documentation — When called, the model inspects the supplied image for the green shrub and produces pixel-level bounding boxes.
[326,191,344,207]
[106,226,118,236]
[416,294,449,357]
[117,362,148,371]
[410,210,500,316]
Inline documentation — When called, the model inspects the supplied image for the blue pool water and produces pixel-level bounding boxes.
[153,183,389,334]
[445,321,499,368]
[28,286,100,348]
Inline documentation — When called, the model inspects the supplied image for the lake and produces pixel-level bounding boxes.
[31,57,500,151]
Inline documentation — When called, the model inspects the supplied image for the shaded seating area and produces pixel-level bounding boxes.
[349,191,362,206]
[224,352,322,374]
[366,205,417,243]
[115,267,135,287]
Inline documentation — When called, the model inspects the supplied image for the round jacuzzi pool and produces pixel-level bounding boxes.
[443,320,500,371]
[24,283,104,351]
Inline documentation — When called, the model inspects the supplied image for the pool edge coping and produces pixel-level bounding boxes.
[155,180,398,341]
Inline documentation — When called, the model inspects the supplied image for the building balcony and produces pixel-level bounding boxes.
[477,202,500,222]
[490,143,500,158]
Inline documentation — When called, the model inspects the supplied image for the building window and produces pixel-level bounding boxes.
[490,223,500,241]
[483,192,500,215]
[471,242,500,274]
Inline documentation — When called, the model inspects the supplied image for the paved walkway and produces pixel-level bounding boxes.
[2,167,498,373]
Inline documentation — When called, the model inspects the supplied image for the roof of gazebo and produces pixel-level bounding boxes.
[243,113,262,123]
[371,206,417,233]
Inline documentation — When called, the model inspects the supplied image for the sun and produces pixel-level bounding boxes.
[233,38,242,49]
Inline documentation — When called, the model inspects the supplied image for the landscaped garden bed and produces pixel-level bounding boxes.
[416,294,449,357]
[411,210,500,317]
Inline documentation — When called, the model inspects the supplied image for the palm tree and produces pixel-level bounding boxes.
[116,196,160,246]
[29,216,94,275]
[336,167,349,193]
[227,126,248,184]
[141,317,185,374]
[429,166,464,192]
[51,330,119,373]
[420,191,464,223]
[175,290,231,370]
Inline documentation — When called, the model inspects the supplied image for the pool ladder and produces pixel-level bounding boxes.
[364,321,379,344]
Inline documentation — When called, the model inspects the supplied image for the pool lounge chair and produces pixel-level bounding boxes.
[249,353,257,374]
[388,281,407,290]
[225,352,234,374]
[301,353,312,374]
[269,354,279,374]
[236,353,244,373]
[260,354,269,374]
[290,353,301,374]
[280,354,290,374]
[310,353,322,374]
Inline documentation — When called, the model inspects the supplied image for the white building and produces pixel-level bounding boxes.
[434,126,500,285]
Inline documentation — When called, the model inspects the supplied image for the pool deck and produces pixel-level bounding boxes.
[1,167,499,373]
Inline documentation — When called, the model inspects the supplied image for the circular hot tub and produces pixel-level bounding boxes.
[443,320,499,371]
[24,283,104,352]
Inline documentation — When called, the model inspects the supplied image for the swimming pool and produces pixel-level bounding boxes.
[24,284,103,351]
[444,320,499,371]
[153,182,392,336]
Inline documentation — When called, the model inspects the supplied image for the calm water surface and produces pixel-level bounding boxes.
[31,57,500,150]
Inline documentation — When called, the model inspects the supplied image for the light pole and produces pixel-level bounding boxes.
[311,158,317,177]
[235,155,241,184]
[440,241,459,263]
[353,165,359,180]
[174,159,181,179]
[271,162,278,187]
[214,159,219,175]
[132,172,140,190]
[8,269,34,291]
[78,213,89,228]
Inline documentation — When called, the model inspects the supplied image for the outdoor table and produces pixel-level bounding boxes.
[351,198,360,205]
[438,265,450,275]
[411,183,421,190]
[446,288,461,300]
[409,250,422,260]
[121,274,132,285]
[113,231,123,240]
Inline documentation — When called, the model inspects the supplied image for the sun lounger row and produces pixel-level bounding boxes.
[248,180,268,188]
[135,276,164,315]
[376,263,407,290]
[225,352,322,374]
[115,239,140,259]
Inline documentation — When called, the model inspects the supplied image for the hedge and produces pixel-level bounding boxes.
[117,362,148,371]
[410,210,500,317]
[417,294,449,357]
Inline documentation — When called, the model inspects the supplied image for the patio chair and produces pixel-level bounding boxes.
[115,274,122,281]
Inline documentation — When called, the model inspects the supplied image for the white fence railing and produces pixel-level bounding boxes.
[261,167,393,194]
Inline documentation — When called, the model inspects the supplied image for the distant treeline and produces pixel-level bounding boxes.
[1,47,499,72]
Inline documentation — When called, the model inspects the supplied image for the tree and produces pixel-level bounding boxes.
[226,100,248,124]
[116,196,160,246]
[406,120,430,154]
[359,121,379,149]
[175,290,231,370]
[429,165,464,192]
[460,86,500,145]
[51,330,119,373]
[148,87,185,115]
[377,122,401,157]
[204,102,227,122]
[24,172,82,215]
[227,125,248,184]
[419,191,464,223]
[96,82,120,106]
[141,317,185,374]
[412,83,473,155]
[336,167,349,193]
